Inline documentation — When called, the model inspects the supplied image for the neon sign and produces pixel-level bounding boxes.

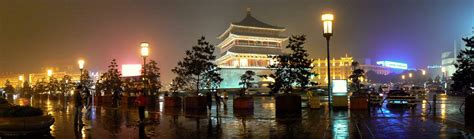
[376,61,408,70]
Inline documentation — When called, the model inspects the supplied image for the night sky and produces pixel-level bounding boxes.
[1,0,473,85]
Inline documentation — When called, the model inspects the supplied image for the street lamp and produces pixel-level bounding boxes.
[322,13,334,107]
[19,75,24,87]
[421,70,426,75]
[19,75,24,81]
[402,75,406,80]
[141,42,149,95]
[78,59,85,83]
[47,69,53,81]
[409,73,413,78]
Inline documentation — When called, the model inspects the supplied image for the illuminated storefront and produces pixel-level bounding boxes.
[216,9,287,89]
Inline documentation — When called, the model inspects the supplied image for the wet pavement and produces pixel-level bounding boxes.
[4,93,474,139]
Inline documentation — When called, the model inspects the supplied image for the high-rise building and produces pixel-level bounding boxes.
[216,9,287,89]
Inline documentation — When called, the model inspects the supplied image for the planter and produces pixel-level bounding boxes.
[184,96,207,110]
[0,115,55,136]
[94,96,102,105]
[275,94,302,118]
[233,96,254,110]
[164,107,182,116]
[350,95,368,109]
[466,95,474,127]
[165,97,182,108]
[120,96,136,106]
[146,96,158,108]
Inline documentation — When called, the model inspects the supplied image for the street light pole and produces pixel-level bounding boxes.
[78,59,85,85]
[141,42,149,96]
[322,13,334,108]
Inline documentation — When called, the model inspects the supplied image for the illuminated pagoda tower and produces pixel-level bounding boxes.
[216,9,287,89]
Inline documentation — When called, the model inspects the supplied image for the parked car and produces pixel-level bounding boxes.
[386,90,417,107]
[409,86,426,96]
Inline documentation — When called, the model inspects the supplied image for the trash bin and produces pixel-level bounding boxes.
[465,95,474,127]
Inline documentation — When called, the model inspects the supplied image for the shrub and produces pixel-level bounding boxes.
[0,106,44,117]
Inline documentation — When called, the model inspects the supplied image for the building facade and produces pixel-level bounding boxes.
[441,30,473,78]
[311,55,353,85]
[216,10,287,89]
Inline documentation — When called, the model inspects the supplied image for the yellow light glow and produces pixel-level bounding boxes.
[141,42,149,57]
[78,59,85,69]
[409,73,413,78]
[321,14,334,21]
[19,75,24,81]
[47,70,53,77]
[441,67,446,73]
[401,75,405,80]
[322,14,334,34]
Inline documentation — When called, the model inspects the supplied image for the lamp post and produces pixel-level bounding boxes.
[78,59,85,84]
[322,13,334,107]
[141,42,149,95]
[19,75,24,88]
[47,69,53,81]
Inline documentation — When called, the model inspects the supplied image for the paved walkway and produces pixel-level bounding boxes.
[3,94,474,139]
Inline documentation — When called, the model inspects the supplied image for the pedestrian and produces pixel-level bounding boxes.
[222,90,228,110]
[84,88,91,109]
[74,85,84,128]
[206,92,212,111]
[214,92,221,113]
[135,91,147,123]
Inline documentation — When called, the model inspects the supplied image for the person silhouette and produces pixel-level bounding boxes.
[74,85,84,128]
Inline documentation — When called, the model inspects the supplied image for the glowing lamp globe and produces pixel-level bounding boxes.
[321,13,334,35]
[78,59,85,70]
[141,42,149,57]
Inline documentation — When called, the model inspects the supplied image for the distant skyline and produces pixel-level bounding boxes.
[1,0,473,84]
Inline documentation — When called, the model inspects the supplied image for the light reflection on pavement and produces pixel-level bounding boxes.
[5,94,473,138]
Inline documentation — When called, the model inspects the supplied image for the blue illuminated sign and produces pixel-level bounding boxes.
[376,61,408,70]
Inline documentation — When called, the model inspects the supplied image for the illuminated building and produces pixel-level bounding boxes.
[0,74,25,88]
[312,55,353,85]
[0,65,102,88]
[441,29,473,78]
[216,9,287,88]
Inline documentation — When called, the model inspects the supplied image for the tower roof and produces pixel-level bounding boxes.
[231,9,284,29]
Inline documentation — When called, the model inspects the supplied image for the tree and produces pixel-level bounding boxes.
[172,36,222,95]
[349,61,365,93]
[143,60,162,96]
[4,80,15,94]
[47,77,60,94]
[59,75,74,96]
[33,79,48,94]
[80,69,93,90]
[265,35,316,94]
[239,70,256,91]
[97,59,123,106]
[20,81,33,94]
[451,36,474,94]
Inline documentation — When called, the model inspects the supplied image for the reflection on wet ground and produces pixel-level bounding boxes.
[5,93,474,138]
